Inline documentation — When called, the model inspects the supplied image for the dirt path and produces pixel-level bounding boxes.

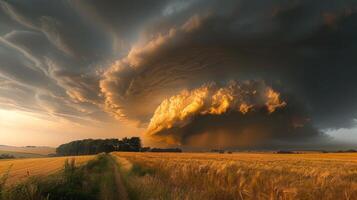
[110,156,129,200]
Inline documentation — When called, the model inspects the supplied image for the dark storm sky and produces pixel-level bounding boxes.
[0,0,357,147]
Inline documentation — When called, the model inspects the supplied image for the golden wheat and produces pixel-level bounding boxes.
[113,152,357,200]
[0,155,94,186]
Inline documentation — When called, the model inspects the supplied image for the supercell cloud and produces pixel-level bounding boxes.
[145,81,324,148]
[1,0,357,148]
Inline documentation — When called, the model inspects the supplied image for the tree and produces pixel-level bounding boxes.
[56,137,142,156]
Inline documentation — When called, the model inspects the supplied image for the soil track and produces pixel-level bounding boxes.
[111,155,129,200]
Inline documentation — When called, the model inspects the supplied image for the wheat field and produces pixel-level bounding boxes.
[113,152,357,200]
[0,155,94,185]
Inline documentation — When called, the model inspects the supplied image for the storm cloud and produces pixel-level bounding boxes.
[1,0,357,147]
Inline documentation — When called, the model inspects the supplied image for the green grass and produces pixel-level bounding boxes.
[0,153,121,200]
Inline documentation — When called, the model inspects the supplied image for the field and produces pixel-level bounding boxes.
[0,145,55,156]
[113,152,357,200]
[0,154,125,200]
[0,155,94,185]
[0,150,46,158]
[2,152,357,200]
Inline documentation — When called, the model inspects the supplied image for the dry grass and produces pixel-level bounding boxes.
[113,152,357,200]
[0,155,94,186]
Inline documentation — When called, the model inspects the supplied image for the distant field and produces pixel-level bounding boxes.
[113,152,357,200]
[0,145,55,156]
[0,155,94,185]
[0,150,45,158]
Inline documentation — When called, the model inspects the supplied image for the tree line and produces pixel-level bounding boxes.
[0,154,14,159]
[56,137,141,156]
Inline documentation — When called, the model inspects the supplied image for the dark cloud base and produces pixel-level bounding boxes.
[150,106,327,149]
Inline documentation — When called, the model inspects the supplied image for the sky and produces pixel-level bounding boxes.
[0,0,357,148]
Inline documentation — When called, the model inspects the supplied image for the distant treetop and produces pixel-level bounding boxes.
[56,137,142,156]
